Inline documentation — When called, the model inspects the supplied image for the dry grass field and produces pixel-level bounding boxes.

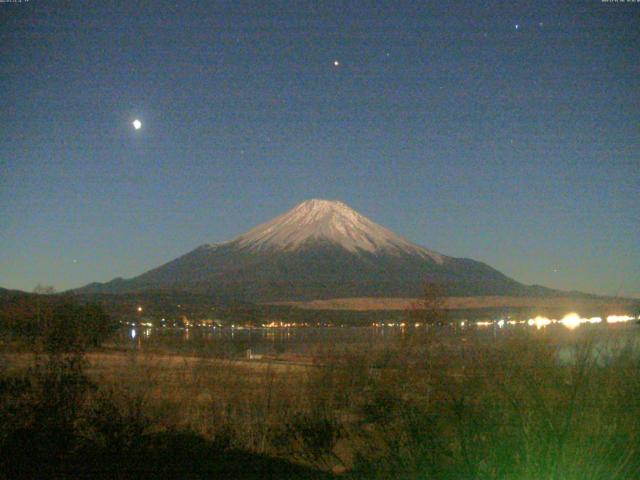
[269,295,637,312]
[3,326,640,479]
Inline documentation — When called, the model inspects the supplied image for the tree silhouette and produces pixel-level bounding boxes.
[408,281,448,326]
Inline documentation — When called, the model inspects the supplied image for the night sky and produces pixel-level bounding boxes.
[1,1,638,297]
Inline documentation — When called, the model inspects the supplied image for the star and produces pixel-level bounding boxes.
[333,60,340,67]
[515,24,520,31]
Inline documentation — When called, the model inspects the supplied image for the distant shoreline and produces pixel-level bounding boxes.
[268,295,638,312]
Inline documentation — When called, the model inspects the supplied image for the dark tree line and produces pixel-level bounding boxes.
[0,292,118,352]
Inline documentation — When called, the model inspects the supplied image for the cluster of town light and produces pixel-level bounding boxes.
[131,304,635,332]
[473,313,636,330]
[372,322,413,327]
[526,313,636,330]
[263,321,309,328]
[370,314,637,330]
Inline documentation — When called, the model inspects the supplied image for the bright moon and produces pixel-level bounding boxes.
[132,119,142,130]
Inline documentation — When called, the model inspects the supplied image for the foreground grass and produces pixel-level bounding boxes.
[1,327,639,479]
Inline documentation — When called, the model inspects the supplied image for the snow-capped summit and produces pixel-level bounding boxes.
[234,199,444,262]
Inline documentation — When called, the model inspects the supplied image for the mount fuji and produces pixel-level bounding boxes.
[78,199,546,301]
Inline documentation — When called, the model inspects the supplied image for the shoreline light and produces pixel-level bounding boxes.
[525,312,626,330]
[528,316,552,329]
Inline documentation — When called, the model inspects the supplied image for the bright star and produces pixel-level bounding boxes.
[333,60,340,67]
[515,24,520,30]
[132,119,142,130]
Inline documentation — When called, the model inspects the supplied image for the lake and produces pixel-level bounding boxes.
[116,316,639,360]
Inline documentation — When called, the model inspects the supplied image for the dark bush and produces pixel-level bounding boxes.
[0,353,92,477]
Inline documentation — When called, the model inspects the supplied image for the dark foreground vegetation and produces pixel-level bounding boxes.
[1,295,639,478]
[0,296,333,479]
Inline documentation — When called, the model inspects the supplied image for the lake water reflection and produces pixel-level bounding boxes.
[116,318,639,358]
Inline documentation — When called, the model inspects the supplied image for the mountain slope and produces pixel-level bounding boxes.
[77,199,547,301]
